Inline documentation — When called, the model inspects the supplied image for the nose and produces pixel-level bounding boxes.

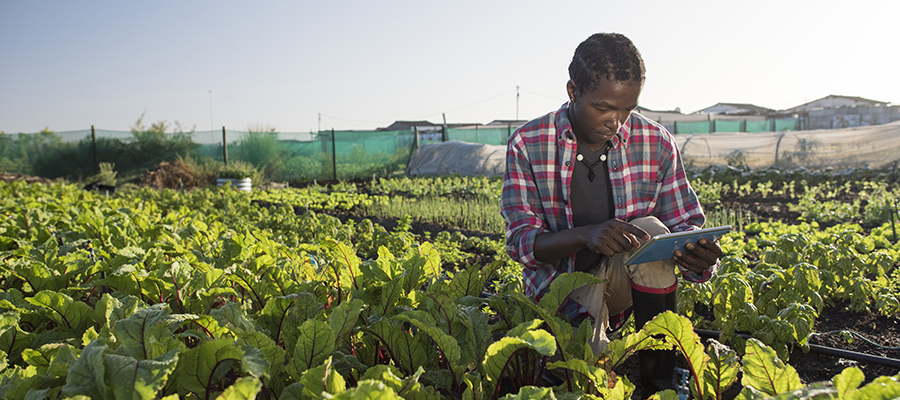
[605,115,623,132]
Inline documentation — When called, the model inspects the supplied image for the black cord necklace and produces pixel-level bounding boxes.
[576,142,611,182]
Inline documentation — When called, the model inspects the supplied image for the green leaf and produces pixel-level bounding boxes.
[175,337,244,398]
[91,294,143,334]
[22,342,80,379]
[832,366,865,397]
[458,305,492,375]
[279,382,305,400]
[844,375,900,400]
[328,298,363,347]
[740,338,802,396]
[257,294,297,346]
[113,304,184,360]
[379,275,408,317]
[702,339,740,400]
[547,358,601,393]
[367,319,431,376]
[0,366,43,400]
[237,330,286,380]
[510,292,577,360]
[326,240,364,291]
[289,320,335,378]
[449,263,491,299]
[536,272,604,317]
[181,315,233,341]
[102,350,179,400]
[25,290,91,332]
[417,242,442,282]
[601,330,667,371]
[327,379,402,400]
[0,312,19,338]
[298,356,346,398]
[395,313,463,380]
[498,386,555,400]
[61,340,110,399]
[642,311,708,400]
[281,293,326,352]
[210,301,255,333]
[215,376,262,400]
[505,319,543,339]
[482,329,555,385]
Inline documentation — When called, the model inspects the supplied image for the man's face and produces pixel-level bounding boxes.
[566,78,641,150]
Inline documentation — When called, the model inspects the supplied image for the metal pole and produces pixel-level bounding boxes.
[331,129,337,181]
[891,201,897,243]
[91,125,99,174]
[442,113,448,142]
[516,85,520,121]
[222,127,228,165]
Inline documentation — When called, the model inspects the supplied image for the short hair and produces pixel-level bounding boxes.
[568,33,646,94]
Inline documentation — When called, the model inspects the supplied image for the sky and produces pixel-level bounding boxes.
[2,0,899,134]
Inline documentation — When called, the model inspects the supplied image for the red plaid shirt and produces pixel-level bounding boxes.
[502,102,713,298]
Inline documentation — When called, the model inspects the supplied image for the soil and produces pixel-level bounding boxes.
[0,172,52,184]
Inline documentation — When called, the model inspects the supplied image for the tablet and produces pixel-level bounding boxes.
[623,225,731,265]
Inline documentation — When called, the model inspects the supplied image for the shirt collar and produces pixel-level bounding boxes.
[555,102,632,148]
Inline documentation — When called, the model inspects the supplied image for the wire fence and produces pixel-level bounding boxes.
[2,119,899,182]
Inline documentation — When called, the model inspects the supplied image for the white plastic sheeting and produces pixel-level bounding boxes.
[406,141,506,177]
[676,120,900,168]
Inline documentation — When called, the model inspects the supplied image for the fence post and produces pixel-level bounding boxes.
[91,125,99,174]
[409,127,420,170]
[442,113,448,142]
[222,127,228,165]
[890,201,897,243]
[773,130,788,166]
[331,129,337,181]
[507,123,511,144]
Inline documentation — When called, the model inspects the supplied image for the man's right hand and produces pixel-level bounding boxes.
[581,219,650,257]
[533,219,650,263]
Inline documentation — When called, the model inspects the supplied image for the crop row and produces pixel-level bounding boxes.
[0,180,898,399]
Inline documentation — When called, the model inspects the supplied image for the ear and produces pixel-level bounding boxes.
[566,80,577,103]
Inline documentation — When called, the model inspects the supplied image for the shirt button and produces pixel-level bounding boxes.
[565,161,570,166]
[563,199,569,205]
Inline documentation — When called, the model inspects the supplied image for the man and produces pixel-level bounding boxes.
[501,33,722,395]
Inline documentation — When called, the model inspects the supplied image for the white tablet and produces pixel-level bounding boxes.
[623,225,731,265]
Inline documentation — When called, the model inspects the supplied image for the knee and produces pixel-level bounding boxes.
[628,216,670,238]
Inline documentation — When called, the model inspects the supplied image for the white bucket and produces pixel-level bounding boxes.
[217,178,252,192]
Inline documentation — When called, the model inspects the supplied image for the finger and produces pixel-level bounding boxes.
[604,231,636,253]
[614,220,650,241]
[592,242,616,257]
[673,251,708,273]
[685,242,718,266]
[698,239,724,258]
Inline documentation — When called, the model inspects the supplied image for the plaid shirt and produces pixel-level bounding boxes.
[502,102,713,298]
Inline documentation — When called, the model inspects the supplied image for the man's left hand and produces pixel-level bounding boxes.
[673,238,723,274]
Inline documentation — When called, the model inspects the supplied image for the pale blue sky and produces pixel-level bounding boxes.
[2,0,898,133]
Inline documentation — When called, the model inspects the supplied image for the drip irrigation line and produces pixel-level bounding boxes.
[694,329,900,369]
[809,330,900,351]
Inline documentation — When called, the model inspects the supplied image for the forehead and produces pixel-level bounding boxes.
[580,78,642,106]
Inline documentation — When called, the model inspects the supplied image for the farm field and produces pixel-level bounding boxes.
[0,165,899,399]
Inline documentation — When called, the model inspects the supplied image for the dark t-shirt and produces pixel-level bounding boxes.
[571,143,615,272]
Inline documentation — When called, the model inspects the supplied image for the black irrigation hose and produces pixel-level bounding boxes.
[694,329,900,370]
